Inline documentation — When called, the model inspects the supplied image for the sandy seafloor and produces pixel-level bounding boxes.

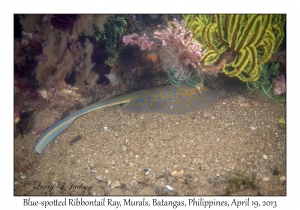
[14,75,286,196]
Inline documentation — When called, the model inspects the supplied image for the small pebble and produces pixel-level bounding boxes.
[111,180,121,188]
[279,176,286,182]
[171,169,184,177]
[144,168,150,175]
[262,177,270,182]
[271,168,279,176]
[130,180,138,187]
[166,185,173,191]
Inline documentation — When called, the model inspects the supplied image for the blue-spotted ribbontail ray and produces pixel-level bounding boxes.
[122,85,222,114]
[34,85,224,153]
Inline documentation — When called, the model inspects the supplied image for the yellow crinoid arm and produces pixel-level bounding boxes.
[223,45,260,82]
[183,14,211,41]
[270,14,286,51]
[200,49,222,65]
[258,30,275,65]
[215,14,230,44]
[227,15,244,51]
[197,16,229,65]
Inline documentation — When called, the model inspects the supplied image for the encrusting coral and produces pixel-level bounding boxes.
[183,14,286,82]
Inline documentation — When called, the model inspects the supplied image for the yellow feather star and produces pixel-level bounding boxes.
[183,14,285,82]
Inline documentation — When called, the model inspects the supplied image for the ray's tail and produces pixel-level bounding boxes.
[34,93,134,153]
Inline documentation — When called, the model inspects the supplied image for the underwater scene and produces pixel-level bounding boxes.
[14,14,286,195]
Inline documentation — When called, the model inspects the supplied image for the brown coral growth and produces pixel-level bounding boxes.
[71,14,111,37]
[35,31,98,89]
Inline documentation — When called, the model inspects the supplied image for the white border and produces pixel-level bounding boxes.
[2,1,298,209]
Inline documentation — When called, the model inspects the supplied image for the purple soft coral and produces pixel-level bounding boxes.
[154,19,205,79]
[272,75,286,95]
[123,33,154,51]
